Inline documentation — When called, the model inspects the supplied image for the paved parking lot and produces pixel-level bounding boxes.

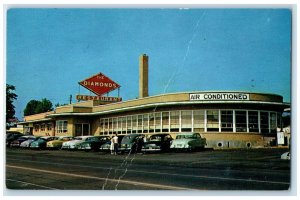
[5,147,291,192]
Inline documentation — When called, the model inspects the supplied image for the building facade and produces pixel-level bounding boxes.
[21,91,289,149]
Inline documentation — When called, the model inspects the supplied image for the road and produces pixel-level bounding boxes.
[5,148,290,191]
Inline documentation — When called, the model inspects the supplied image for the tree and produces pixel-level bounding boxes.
[6,84,18,126]
[24,98,53,116]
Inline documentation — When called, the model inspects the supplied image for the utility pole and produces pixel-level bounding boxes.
[69,95,72,104]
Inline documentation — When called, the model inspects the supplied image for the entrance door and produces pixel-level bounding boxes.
[75,123,90,136]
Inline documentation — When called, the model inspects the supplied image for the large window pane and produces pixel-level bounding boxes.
[248,111,259,132]
[127,116,132,134]
[149,113,155,133]
[260,112,269,133]
[181,110,192,132]
[207,110,219,132]
[132,115,137,133]
[270,112,277,133]
[221,110,233,132]
[235,111,247,132]
[121,117,126,134]
[143,114,149,133]
[193,110,205,132]
[137,115,143,133]
[162,112,169,132]
[170,111,179,132]
[155,113,161,133]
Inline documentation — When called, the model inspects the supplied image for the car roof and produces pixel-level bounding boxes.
[75,136,94,139]
[176,132,199,136]
[149,133,170,137]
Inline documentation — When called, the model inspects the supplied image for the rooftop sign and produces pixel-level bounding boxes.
[190,93,250,101]
[79,72,120,96]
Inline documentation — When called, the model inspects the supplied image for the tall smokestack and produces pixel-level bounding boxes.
[139,54,149,98]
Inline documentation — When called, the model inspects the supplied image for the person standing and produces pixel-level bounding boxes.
[110,137,114,155]
[112,134,118,155]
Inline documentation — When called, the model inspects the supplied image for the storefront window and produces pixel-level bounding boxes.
[170,111,180,132]
[34,124,40,132]
[207,110,219,132]
[127,116,132,134]
[137,115,143,133]
[270,112,277,133]
[235,111,247,132]
[248,111,259,132]
[181,110,192,132]
[40,124,45,132]
[193,110,205,132]
[260,112,269,133]
[117,117,122,134]
[162,112,170,132]
[108,118,113,134]
[149,113,155,133]
[155,112,161,132]
[75,123,90,136]
[143,114,149,133]
[221,110,233,132]
[56,120,68,133]
[99,118,105,135]
[46,123,52,131]
[104,118,109,135]
[132,115,137,133]
[112,118,118,134]
[121,117,126,134]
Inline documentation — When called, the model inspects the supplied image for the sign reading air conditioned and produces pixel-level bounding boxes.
[190,93,250,101]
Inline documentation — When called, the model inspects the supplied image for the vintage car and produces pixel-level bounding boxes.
[170,132,206,151]
[281,152,290,160]
[20,136,41,148]
[141,133,173,153]
[99,135,125,152]
[77,136,111,151]
[119,134,145,154]
[61,136,94,150]
[6,131,23,147]
[10,135,36,148]
[30,136,58,149]
[46,136,73,149]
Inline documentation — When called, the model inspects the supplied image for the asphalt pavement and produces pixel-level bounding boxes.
[5,147,291,193]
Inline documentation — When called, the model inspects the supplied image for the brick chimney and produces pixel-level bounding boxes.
[139,54,149,98]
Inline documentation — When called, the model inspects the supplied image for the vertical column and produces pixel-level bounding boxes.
[258,111,261,133]
[204,110,207,132]
[246,110,249,133]
[219,110,221,132]
[233,110,236,132]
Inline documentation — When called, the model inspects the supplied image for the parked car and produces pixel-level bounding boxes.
[119,134,145,154]
[6,131,23,147]
[170,132,206,151]
[61,136,94,150]
[10,135,36,148]
[30,136,58,150]
[281,152,290,160]
[100,135,126,152]
[46,136,73,149]
[77,136,111,151]
[20,136,41,148]
[142,133,173,153]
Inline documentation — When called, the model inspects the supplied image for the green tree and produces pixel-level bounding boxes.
[24,98,53,116]
[6,84,18,126]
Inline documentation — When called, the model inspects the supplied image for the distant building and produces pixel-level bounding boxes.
[19,55,290,149]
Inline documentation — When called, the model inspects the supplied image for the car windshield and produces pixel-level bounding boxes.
[122,135,139,143]
[176,135,196,139]
[149,136,162,141]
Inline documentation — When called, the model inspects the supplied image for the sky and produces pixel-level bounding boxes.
[6,8,291,120]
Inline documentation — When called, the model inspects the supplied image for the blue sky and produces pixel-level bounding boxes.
[6,8,291,120]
